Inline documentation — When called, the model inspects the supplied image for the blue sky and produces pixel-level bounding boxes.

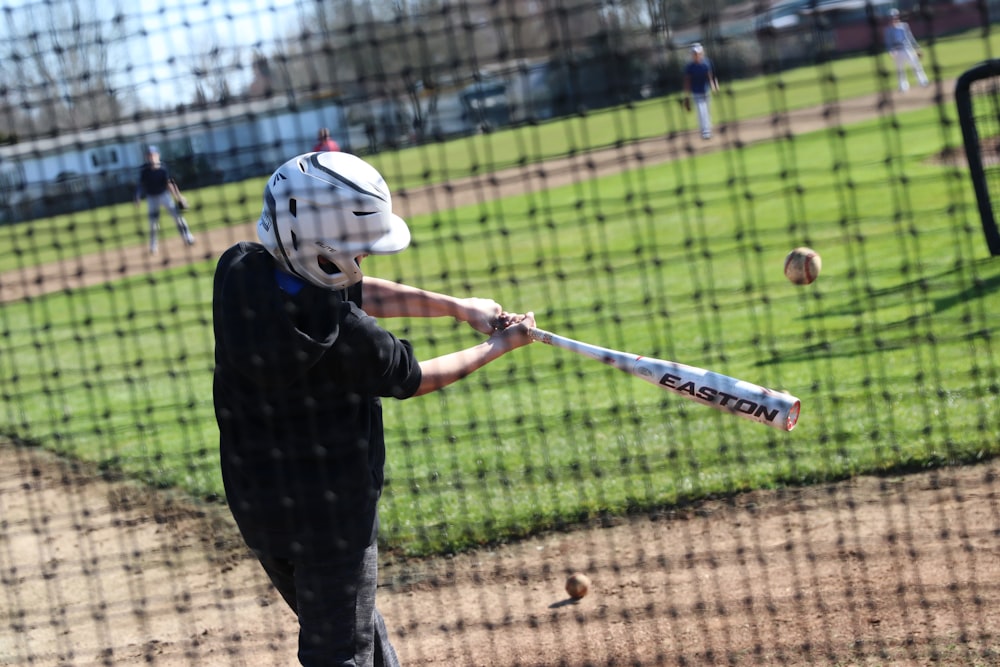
[124,0,302,103]
[1,0,303,107]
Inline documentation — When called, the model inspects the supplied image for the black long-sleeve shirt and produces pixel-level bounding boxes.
[212,242,422,557]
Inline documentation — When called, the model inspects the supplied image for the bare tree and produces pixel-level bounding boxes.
[1,0,130,137]
[246,1,615,117]
[643,0,717,46]
[191,44,241,106]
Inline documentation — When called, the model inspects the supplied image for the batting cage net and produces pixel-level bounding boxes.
[1,0,999,665]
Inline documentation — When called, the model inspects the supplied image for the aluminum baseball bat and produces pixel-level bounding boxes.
[527,328,800,431]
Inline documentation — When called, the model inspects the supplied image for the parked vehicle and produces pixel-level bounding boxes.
[460,78,510,132]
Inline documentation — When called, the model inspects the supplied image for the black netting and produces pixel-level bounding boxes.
[1,0,999,665]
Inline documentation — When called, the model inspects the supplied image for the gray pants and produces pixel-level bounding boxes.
[890,47,928,91]
[254,542,401,667]
[693,93,712,138]
[145,192,193,251]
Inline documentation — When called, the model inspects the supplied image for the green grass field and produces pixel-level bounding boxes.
[1,32,999,556]
[2,29,997,274]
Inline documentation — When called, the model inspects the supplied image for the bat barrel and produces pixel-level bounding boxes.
[648,359,801,431]
[528,328,801,431]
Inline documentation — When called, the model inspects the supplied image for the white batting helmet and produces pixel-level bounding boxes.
[257,151,410,289]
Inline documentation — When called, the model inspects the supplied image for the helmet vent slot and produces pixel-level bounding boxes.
[318,257,340,275]
[290,230,299,250]
[289,198,297,218]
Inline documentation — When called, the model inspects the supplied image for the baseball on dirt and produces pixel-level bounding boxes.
[565,572,591,600]
[783,247,822,285]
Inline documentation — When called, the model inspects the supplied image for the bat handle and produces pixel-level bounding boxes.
[528,327,549,343]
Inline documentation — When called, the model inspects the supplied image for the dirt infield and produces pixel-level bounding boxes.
[6,81,998,667]
[3,441,999,666]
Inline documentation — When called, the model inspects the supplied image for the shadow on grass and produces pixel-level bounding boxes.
[758,258,1000,365]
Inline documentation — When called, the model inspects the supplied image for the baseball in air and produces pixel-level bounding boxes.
[783,247,822,285]
[565,572,591,600]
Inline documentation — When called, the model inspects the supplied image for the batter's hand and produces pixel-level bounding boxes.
[458,298,504,335]
[489,311,536,350]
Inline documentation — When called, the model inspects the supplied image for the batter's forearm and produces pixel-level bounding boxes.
[363,278,464,319]
[412,338,513,396]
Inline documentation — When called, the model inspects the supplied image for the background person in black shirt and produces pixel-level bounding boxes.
[134,145,195,254]
[213,151,536,666]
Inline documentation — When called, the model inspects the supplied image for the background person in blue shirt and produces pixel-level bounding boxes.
[683,43,720,140]
[884,9,928,92]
